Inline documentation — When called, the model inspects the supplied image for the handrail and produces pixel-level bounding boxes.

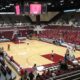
[48,69,80,80]
[59,72,80,80]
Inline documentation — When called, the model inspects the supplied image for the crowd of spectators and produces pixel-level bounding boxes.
[0,48,13,80]
[38,25,80,45]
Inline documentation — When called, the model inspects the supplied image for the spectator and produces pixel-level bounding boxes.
[46,69,52,78]
[24,70,30,80]
[36,73,41,80]
[33,64,37,71]
[59,60,68,70]
[29,71,34,80]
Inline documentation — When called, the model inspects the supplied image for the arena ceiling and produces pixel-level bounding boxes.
[0,0,80,12]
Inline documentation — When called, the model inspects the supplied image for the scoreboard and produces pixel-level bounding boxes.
[30,4,42,15]
[15,3,47,15]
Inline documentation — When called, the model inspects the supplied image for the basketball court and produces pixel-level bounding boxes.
[0,39,80,69]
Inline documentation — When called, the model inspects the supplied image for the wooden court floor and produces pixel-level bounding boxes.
[0,39,80,69]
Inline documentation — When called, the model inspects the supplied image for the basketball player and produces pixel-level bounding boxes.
[8,44,10,51]
[51,50,54,60]
[27,43,29,45]
[1,47,4,51]
[19,39,20,44]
